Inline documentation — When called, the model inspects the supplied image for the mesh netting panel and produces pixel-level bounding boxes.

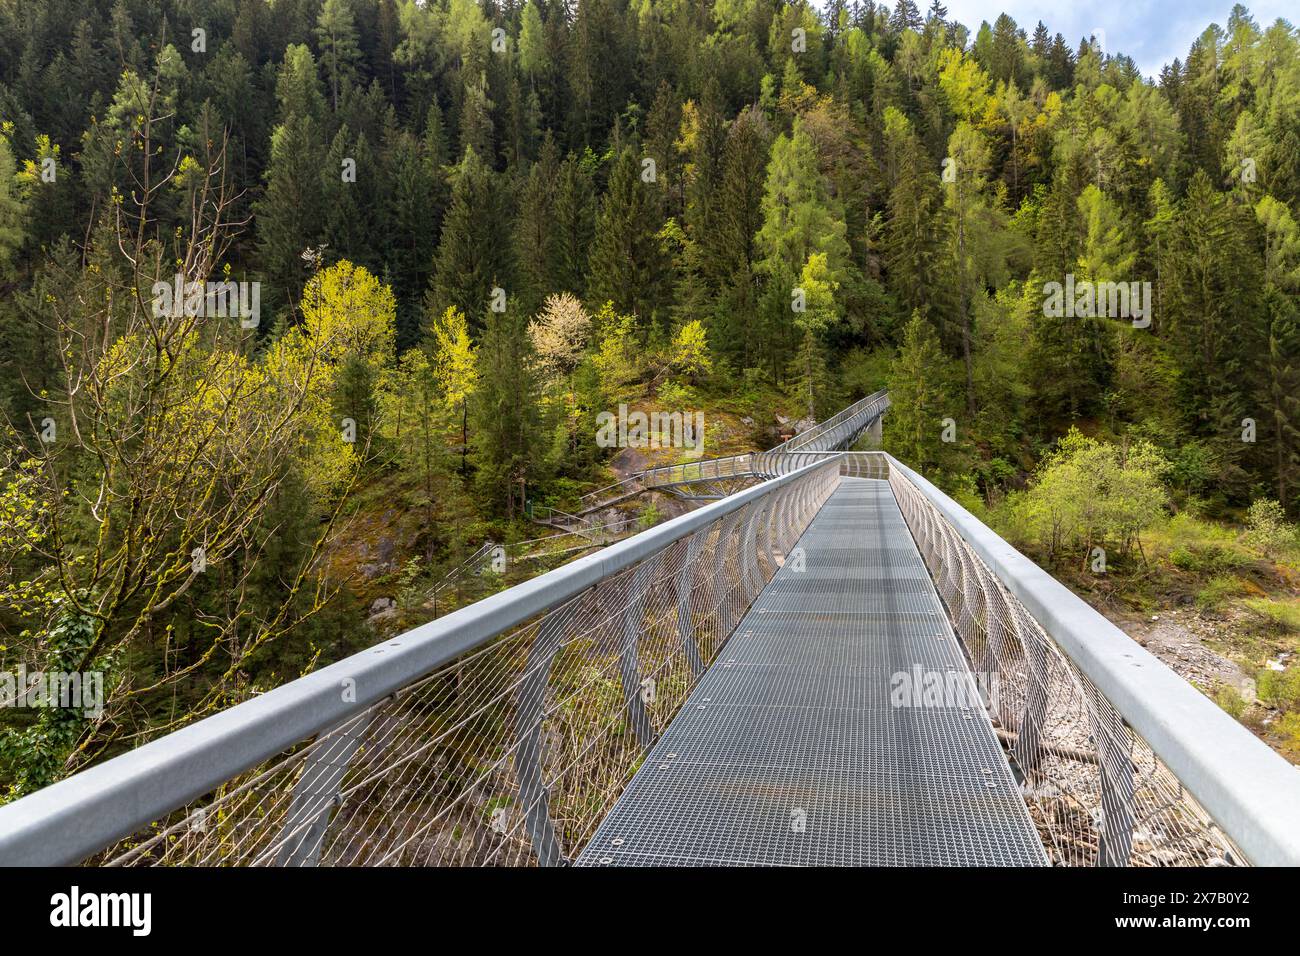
[99,463,841,866]
[887,468,1242,867]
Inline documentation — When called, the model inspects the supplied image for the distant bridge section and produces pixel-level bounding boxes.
[539,391,892,539]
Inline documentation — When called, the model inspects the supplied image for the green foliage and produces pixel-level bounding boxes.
[589,148,671,325]
[1169,545,1248,574]
[885,313,958,474]
[590,303,645,399]
[1243,499,1297,559]
[473,306,544,517]
[1243,598,1300,633]
[668,319,713,382]
[1214,685,1247,720]
[1257,667,1300,710]
[1196,575,1247,611]
[0,130,26,276]
[430,148,512,329]
[1010,428,1168,566]
[0,601,99,800]
[4,0,1300,790]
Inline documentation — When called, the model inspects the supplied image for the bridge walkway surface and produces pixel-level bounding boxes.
[575,477,1049,866]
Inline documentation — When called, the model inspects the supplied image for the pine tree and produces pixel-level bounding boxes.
[989,13,1023,85]
[515,136,562,312]
[1031,21,1050,58]
[473,306,543,517]
[713,107,772,368]
[677,81,729,329]
[316,0,361,111]
[883,110,943,323]
[886,312,956,473]
[644,82,683,217]
[429,147,513,332]
[385,129,441,348]
[459,73,496,167]
[321,125,362,260]
[588,147,670,325]
[793,326,832,420]
[551,154,596,298]
[0,133,26,276]
[1047,34,1074,89]
[1254,196,1300,509]
[256,114,325,317]
[1165,170,1266,495]
[755,123,851,287]
[890,0,922,33]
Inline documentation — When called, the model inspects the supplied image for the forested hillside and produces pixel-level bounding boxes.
[2,0,1300,791]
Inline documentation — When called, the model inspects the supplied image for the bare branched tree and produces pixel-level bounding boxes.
[1,61,363,772]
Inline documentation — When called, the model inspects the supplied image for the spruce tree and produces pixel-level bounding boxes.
[551,154,596,298]
[473,306,543,517]
[515,136,562,312]
[316,0,361,111]
[429,147,514,333]
[588,147,670,325]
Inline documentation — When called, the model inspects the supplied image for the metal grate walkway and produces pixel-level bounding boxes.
[575,478,1048,866]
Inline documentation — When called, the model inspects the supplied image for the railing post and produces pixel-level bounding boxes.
[972,569,1009,718]
[768,483,789,566]
[676,531,706,677]
[740,500,762,599]
[1089,694,1137,867]
[757,491,775,576]
[619,553,662,751]
[713,508,745,635]
[514,598,586,867]
[274,702,395,866]
[1013,605,1051,782]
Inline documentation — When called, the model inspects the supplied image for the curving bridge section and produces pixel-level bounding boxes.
[546,390,892,535]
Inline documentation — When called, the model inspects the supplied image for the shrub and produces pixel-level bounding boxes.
[1276,713,1300,756]
[1170,544,1247,574]
[1256,667,1300,709]
[1196,575,1247,611]
[656,379,695,409]
[1010,428,1168,566]
[668,319,713,382]
[1214,685,1247,719]
[1243,498,1296,560]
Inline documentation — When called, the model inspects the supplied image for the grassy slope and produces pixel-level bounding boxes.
[1049,515,1300,763]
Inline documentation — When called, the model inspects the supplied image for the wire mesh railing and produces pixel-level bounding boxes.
[883,457,1260,866]
[5,449,1294,867]
[0,458,842,866]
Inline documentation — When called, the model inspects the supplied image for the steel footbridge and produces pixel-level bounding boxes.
[2,393,1298,868]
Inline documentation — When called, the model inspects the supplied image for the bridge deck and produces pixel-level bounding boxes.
[575,478,1048,866]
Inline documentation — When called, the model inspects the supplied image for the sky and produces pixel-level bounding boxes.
[916,1,1296,77]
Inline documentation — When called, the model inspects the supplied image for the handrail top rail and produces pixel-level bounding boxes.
[772,389,890,453]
